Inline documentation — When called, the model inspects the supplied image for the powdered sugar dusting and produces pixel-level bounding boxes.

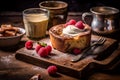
[1,55,13,63]
[0,55,14,66]
[32,66,41,71]
[50,49,70,60]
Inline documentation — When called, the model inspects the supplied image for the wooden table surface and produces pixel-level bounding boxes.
[0,11,120,80]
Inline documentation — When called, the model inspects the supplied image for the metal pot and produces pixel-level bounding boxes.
[82,6,120,34]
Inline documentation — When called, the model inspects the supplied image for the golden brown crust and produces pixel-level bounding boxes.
[0,24,21,37]
[49,24,92,52]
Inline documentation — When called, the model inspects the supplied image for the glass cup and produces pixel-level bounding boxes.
[39,1,68,30]
[23,8,49,40]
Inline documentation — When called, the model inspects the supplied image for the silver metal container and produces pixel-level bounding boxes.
[82,6,120,35]
[82,6,120,40]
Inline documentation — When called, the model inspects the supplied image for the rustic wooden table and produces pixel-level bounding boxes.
[0,12,120,80]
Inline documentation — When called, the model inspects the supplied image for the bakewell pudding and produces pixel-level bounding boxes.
[49,19,92,52]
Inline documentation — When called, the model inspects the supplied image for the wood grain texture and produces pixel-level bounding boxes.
[15,35,118,79]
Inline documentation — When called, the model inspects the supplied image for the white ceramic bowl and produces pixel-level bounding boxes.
[0,27,25,47]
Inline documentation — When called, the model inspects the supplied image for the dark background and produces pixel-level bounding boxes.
[0,0,119,12]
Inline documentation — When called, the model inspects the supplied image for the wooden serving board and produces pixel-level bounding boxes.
[15,35,118,79]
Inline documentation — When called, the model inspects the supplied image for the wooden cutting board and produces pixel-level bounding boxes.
[15,35,118,79]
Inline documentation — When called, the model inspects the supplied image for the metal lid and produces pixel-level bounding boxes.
[90,6,119,15]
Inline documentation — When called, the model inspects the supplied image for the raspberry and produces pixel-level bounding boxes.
[64,19,76,27]
[45,45,52,54]
[35,44,42,53]
[75,21,85,29]
[68,19,76,25]
[47,65,57,75]
[38,47,48,57]
[25,40,33,49]
[73,48,82,55]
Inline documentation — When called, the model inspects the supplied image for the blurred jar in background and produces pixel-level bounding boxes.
[39,1,68,30]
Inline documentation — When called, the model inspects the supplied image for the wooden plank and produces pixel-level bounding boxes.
[15,35,118,79]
